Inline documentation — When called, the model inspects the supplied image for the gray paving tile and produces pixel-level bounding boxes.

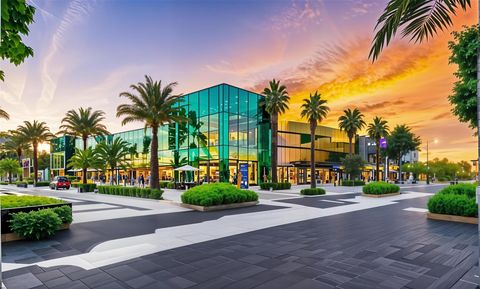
[4,273,43,289]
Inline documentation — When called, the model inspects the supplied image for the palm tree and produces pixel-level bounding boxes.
[117,75,185,190]
[300,91,329,188]
[0,158,21,184]
[68,148,101,184]
[366,117,390,181]
[95,138,130,185]
[59,107,109,184]
[262,79,290,183]
[17,121,55,185]
[0,108,9,120]
[338,108,366,157]
[2,132,30,180]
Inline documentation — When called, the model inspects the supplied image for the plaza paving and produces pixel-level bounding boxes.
[1,183,479,288]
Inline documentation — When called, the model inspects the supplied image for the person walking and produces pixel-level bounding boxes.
[140,174,145,188]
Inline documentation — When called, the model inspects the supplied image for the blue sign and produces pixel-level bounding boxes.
[240,163,248,189]
[380,137,387,149]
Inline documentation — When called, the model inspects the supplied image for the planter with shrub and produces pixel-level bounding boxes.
[77,183,97,193]
[34,181,50,187]
[427,183,477,224]
[97,186,163,200]
[0,181,9,185]
[260,182,292,191]
[16,181,28,188]
[181,183,258,211]
[166,182,175,189]
[0,195,72,241]
[300,188,326,196]
[362,182,400,197]
[341,180,365,187]
[159,181,172,188]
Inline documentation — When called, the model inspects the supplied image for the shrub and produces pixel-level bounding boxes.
[26,179,34,185]
[181,183,258,206]
[260,182,292,190]
[428,194,477,217]
[65,175,78,182]
[16,181,28,187]
[166,182,175,189]
[0,181,9,185]
[52,206,73,224]
[341,180,365,186]
[34,181,50,187]
[77,183,96,192]
[363,182,400,195]
[159,181,170,188]
[9,209,62,240]
[301,188,326,195]
[71,182,81,188]
[96,186,163,200]
[437,183,476,199]
[0,195,66,209]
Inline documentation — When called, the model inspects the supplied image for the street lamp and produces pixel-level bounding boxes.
[426,139,438,185]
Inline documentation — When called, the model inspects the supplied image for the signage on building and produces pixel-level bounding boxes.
[240,163,248,189]
[22,158,30,168]
[380,137,387,149]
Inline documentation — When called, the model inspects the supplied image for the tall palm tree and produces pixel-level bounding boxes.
[262,79,290,183]
[68,148,101,184]
[300,91,330,188]
[3,132,30,180]
[338,108,366,157]
[0,108,9,120]
[117,75,185,189]
[366,117,389,181]
[17,121,55,185]
[59,107,109,184]
[95,138,130,185]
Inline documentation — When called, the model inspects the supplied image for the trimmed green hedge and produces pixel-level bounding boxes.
[77,183,96,192]
[34,181,50,187]
[181,183,258,207]
[97,186,163,200]
[300,188,326,195]
[428,194,477,217]
[436,183,475,198]
[341,180,365,186]
[260,182,292,190]
[362,182,400,195]
[166,182,175,189]
[159,181,172,188]
[0,181,9,185]
[0,196,66,209]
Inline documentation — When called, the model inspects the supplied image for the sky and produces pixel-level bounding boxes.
[0,0,477,162]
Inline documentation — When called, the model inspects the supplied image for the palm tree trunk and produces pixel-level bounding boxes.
[348,136,353,157]
[33,142,38,186]
[375,141,380,181]
[271,113,278,183]
[17,149,23,181]
[476,2,480,281]
[82,137,88,184]
[398,155,402,183]
[150,126,160,189]
[310,121,316,189]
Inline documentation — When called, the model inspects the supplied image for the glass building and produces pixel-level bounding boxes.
[50,83,351,185]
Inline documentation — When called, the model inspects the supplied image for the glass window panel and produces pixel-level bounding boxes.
[209,86,219,114]
[228,86,239,114]
[229,114,238,147]
[199,90,209,117]
[239,90,248,116]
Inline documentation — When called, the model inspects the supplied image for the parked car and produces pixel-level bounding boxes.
[49,176,71,190]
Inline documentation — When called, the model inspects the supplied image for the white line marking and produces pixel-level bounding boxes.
[403,207,428,213]
[320,200,345,204]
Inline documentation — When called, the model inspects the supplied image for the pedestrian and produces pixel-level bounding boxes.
[131,175,135,186]
[140,174,145,188]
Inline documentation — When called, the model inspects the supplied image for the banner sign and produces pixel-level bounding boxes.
[380,137,387,149]
[240,163,248,189]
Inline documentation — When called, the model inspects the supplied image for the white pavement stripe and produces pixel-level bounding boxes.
[403,207,428,213]
[73,204,119,212]
[320,200,345,204]
[2,191,431,272]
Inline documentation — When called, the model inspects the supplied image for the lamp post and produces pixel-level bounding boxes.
[426,139,438,185]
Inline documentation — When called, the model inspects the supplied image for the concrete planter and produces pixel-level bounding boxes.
[427,212,478,224]
[16,183,28,188]
[181,201,258,212]
[1,223,70,242]
[362,192,401,198]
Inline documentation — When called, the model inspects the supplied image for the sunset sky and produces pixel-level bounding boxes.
[0,0,477,162]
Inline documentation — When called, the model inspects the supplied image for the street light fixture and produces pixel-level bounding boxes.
[426,139,438,185]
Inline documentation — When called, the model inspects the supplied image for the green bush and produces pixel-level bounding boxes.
[181,183,258,206]
[97,186,163,200]
[341,180,365,186]
[9,209,62,240]
[159,181,171,188]
[437,183,476,198]
[0,195,66,209]
[52,206,73,224]
[65,175,78,182]
[71,182,81,188]
[362,182,400,195]
[15,181,28,187]
[428,194,477,217]
[77,183,96,192]
[301,188,326,195]
[166,182,175,189]
[260,182,292,190]
[0,181,9,185]
[26,179,34,185]
[34,181,50,187]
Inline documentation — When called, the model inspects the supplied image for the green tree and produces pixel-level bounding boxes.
[0,108,9,119]
[385,124,421,182]
[2,131,29,168]
[0,158,21,183]
[338,108,366,157]
[448,26,479,131]
[16,121,54,185]
[68,148,101,184]
[95,138,130,185]
[38,151,50,171]
[262,79,290,183]
[59,107,109,184]
[342,155,365,181]
[300,91,329,188]
[366,117,389,181]
[1,0,36,81]
[402,162,426,180]
[117,75,185,190]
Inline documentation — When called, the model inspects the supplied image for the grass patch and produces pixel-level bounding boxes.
[0,195,66,209]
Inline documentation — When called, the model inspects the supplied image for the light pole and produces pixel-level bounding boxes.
[426,139,438,185]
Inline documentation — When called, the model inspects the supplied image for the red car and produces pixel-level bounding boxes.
[49,176,71,190]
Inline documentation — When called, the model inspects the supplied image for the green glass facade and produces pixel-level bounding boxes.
[50,136,75,176]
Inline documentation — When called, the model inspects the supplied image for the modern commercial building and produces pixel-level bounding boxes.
[50,83,351,185]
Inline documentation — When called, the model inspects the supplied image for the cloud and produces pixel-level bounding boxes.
[269,0,323,32]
